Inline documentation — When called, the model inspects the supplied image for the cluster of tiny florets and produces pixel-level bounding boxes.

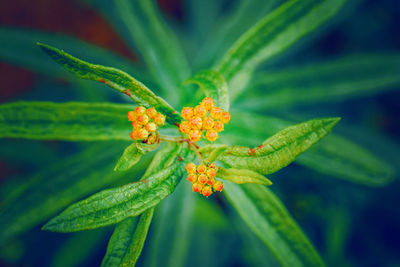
[127,106,165,144]
[179,97,231,142]
[186,162,223,197]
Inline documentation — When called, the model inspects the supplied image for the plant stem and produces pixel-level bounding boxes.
[158,134,203,162]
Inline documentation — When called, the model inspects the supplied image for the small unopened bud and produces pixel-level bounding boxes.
[197,164,207,174]
[146,107,157,118]
[130,130,136,140]
[187,173,197,183]
[137,114,150,125]
[135,106,146,116]
[213,181,223,192]
[201,186,213,197]
[181,107,194,120]
[209,107,222,119]
[186,162,197,173]
[203,117,214,130]
[190,117,202,129]
[206,168,217,178]
[221,112,231,124]
[127,111,136,121]
[145,122,157,132]
[179,121,191,134]
[132,120,140,129]
[136,128,149,140]
[194,105,207,117]
[198,174,208,184]
[201,97,214,110]
[213,121,224,132]
[192,182,202,192]
[154,113,166,125]
[207,178,215,186]
[189,130,201,142]
[206,130,218,142]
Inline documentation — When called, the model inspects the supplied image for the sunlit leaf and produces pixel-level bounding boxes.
[185,70,230,111]
[114,142,157,172]
[202,117,340,175]
[215,0,347,99]
[0,102,132,141]
[37,43,181,124]
[217,167,272,185]
[224,182,324,266]
[43,144,194,232]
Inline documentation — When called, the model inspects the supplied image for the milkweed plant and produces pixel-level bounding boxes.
[0,0,399,266]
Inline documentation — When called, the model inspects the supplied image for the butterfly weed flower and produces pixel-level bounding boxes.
[186,161,222,197]
[127,106,165,144]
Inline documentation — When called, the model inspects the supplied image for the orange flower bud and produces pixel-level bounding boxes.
[209,107,222,119]
[206,168,217,178]
[136,128,149,140]
[186,162,197,173]
[137,114,150,125]
[127,111,136,121]
[146,107,157,118]
[194,105,207,117]
[192,182,202,192]
[187,173,197,183]
[206,130,218,142]
[221,112,231,124]
[146,133,158,144]
[179,121,191,134]
[135,106,146,116]
[181,107,194,120]
[202,117,214,130]
[207,178,215,186]
[145,122,157,132]
[201,186,213,197]
[132,120,140,129]
[201,97,214,110]
[213,181,223,192]
[189,130,201,142]
[190,117,202,129]
[197,164,207,174]
[198,174,208,184]
[130,130,136,140]
[213,121,224,132]
[154,113,166,125]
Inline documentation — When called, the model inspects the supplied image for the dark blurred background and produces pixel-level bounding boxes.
[0,0,400,266]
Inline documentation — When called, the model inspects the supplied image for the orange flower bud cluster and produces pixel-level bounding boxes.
[186,162,223,197]
[179,97,231,142]
[127,106,165,144]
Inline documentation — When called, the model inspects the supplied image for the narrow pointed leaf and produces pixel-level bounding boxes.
[206,145,228,164]
[37,43,181,124]
[101,208,154,267]
[185,70,230,111]
[202,117,340,175]
[0,143,139,244]
[224,182,324,266]
[218,167,272,185]
[43,144,194,232]
[224,111,395,186]
[239,53,400,109]
[114,143,157,172]
[215,0,347,99]
[0,102,132,141]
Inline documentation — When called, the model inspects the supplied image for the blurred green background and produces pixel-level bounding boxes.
[0,0,400,266]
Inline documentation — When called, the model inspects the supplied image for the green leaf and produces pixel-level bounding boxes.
[37,43,181,124]
[0,101,132,141]
[203,117,340,175]
[224,182,324,266]
[0,142,141,244]
[205,145,228,164]
[238,53,400,109]
[224,111,395,186]
[185,70,230,111]
[114,142,157,172]
[101,208,154,267]
[217,167,272,185]
[43,144,194,232]
[0,27,147,81]
[214,0,347,100]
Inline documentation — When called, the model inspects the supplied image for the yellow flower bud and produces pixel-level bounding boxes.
[137,114,150,125]
[202,117,214,130]
[127,111,136,121]
[136,128,149,140]
[145,122,157,132]
[146,107,157,118]
[187,173,197,183]
[197,164,207,174]
[209,107,222,119]
[206,130,218,142]
[154,113,166,125]
[192,182,202,192]
[189,130,201,142]
[201,97,214,110]
[198,174,208,184]
[190,116,202,130]
[181,107,194,120]
[213,120,224,132]
[221,111,231,124]
[135,106,146,116]
[179,121,191,134]
[213,181,223,192]
[186,162,197,173]
[201,185,213,197]
[194,105,207,117]
[206,168,217,178]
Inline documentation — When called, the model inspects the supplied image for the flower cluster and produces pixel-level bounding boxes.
[186,162,223,197]
[179,97,230,142]
[127,106,165,144]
